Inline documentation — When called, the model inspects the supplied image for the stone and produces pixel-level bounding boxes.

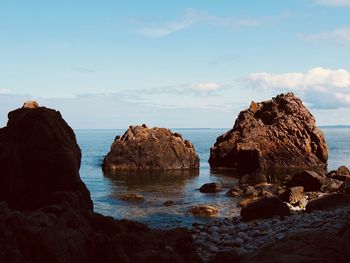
[239,197,261,208]
[22,100,39,109]
[118,193,144,202]
[190,205,219,217]
[199,182,222,193]
[306,193,350,212]
[322,178,343,193]
[278,186,304,204]
[241,197,290,221]
[327,165,350,181]
[226,186,242,197]
[209,93,328,178]
[102,125,200,171]
[287,170,325,192]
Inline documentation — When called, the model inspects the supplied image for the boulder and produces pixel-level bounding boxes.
[103,125,200,171]
[0,106,92,211]
[209,93,328,176]
[240,197,290,221]
[190,205,219,217]
[199,182,222,193]
[305,193,350,212]
[286,170,325,192]
[278,186,304,204]
[322,178,343,193]
[327,165,350,181]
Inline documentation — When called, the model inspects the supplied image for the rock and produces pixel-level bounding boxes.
[226,186,242,197]
[243,229,350,263]
[287,170,325,192]
[278,186,304,204]
[242,185,258,197]
[239,197,261,208]
[306,193,350,212]
[199,182,222,193]
[22,100,39,109]
[118,193,144,202]
[190,205,219,217]
[209,93,328,177]
[102,125,200,171]
[322,178,343,193]
[327,165,350,181]
[241,197,290,221]
[0,105,92,211]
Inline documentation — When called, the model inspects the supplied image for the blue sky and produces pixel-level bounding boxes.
[1,0,350,128]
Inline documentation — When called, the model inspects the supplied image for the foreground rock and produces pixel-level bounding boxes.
[190,205,219,217]
[287,170,324,192]
[306,193,350,212]
[103,125,200,171]
[0,106,201,263]
[240,197,290,221]
[200,183,222,193]
[209,93,328,182]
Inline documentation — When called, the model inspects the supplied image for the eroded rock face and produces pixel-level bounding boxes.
[209,93,328,175]
[103,125,200,171]
[0,106,92,211]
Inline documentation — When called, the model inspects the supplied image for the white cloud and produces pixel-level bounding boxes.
[312,0,350,7]
[303,27,350,45]
[0,88,11,94]
[131,9,291,37]
[247,67,350,109]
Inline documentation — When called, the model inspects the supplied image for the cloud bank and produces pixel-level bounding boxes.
[247,67,350,109]
[303,27,350,45]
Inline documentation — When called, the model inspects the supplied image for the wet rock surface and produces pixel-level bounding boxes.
[103,125,200,171]
[209,93,328,182]
[0,106,201,263]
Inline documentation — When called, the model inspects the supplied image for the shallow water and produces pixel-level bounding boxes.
[76,127,350,229]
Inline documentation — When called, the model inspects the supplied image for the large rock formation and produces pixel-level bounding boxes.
[103,125,200,171]
[209,93,328,177]
[0,106,201,263]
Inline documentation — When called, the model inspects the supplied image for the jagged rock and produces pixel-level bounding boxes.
[199,182,222,193]
[190,205,219,217]
[103,125,199,171]
[287,170,325,192]
[278,186,304,204]
[209,93,328,179]
[0,106,92,211]
[241,197,290,221]
[327,165,350,181]
[305,193,350,212]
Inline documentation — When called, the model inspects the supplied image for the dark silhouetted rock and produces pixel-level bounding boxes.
[287,170,325,192]
[278,186,304,204]
[0,106,92,211]
[241,197,290,221]
[306,193,350,212]
[199,182,222,193]
[209,93,328,177]
[103,125,200,171]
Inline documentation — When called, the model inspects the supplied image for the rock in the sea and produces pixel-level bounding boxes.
[119,193,144,202]
[103,125,200,171]
[190,205,219,217]
[287,170,325,192]
[278,186,304,204]
[327,165,350,181]
[241,197,290,221]
[199,182,222,193]
[306,193,350,212]
[209,93,328,176]
[0,105,92,211]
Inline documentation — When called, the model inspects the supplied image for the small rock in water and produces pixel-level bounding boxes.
[190,205,219,217]
[119,193,144,202]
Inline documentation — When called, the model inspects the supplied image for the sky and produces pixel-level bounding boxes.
[1,0,350,128]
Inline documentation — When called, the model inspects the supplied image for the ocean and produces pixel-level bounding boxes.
[76,127,350,229]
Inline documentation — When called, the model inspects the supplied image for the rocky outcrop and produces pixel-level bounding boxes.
[209,93,328,178]
[0,106,92,211]
[103,125,199,171]
[0,106,201,263]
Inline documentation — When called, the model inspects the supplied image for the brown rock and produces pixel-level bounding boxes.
[199,182,222,193]
[322,178,343,193]
[240,197,290,221]
[103,125,200,171]
[278,186,304,204]
[327,165,350,181]
[287,170,325,192]
[209,93,328,178]
[190,205,219,217]
[22,100,39,109]
[305,193,350,212]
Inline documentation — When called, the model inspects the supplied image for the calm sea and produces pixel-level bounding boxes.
[76,127,350,229]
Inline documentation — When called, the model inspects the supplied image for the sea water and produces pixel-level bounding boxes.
[76,127,350,229]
